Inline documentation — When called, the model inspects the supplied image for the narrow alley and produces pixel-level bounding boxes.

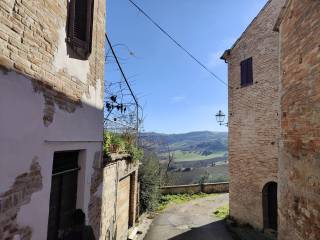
[144,194,233,240]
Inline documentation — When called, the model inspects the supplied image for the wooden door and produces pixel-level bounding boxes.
[117,176,130,240]
[47,151,79,240]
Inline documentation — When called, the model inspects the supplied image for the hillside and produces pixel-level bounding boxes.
[140,131,228,162]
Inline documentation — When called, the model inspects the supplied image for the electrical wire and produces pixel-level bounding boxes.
[128,0,230,88]
[127,1,262,118]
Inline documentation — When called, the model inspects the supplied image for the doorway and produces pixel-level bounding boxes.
[117,176,131,240]
[262,181,277,231]
[47,151,80,240]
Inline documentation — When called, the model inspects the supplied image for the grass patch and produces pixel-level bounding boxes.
[213,204,229,219]
[157,193,217,212]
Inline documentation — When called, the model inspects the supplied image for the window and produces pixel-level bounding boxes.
[240,57,253,87]
[67,0,94,59]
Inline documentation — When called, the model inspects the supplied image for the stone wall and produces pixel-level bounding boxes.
[100,154,139,240]
[223,0,285,230]
[160,182,229,195]
[277,0,320,239]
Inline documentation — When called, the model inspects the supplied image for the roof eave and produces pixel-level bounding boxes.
[220,49,231,62]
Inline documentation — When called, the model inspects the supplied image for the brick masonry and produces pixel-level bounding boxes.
[222,0,285,230]
[0,159,42,240]
[277,0,320,239]
[0,0,106,238]
[0,0,106,126]
[88,151,104,238]
[100,154,139,240]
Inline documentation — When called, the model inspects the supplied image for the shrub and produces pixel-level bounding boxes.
[138,152,161,213]
[213,204,229,219]
[103,131,143,164]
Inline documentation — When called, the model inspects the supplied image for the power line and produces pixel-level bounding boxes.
[105,33,140,134]
[128,0,229,88]
[127,0,266,114]
[105,34,139,106]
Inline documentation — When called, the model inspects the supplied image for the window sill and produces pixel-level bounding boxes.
[240,83,253,88]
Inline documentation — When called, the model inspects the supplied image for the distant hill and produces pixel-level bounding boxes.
[140,131,228,162]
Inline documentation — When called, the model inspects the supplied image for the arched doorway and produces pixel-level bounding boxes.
[262,182,277,231]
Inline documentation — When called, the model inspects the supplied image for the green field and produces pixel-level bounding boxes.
[165,164,229,185]
[160,150,227,162]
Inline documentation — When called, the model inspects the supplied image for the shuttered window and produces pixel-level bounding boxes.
[240,57,253,87]
[67,0,94,59]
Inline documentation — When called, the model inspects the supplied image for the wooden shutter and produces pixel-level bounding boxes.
[240,57,253,86]
[67,0,94,59]
[246,57,253,85]
[240,60,247,86]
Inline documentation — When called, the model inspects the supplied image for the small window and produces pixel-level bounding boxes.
[67,0,94,59]
[240,57,253,87]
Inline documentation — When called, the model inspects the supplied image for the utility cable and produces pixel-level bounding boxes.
[128,0,230,88]
[105,33,140,134]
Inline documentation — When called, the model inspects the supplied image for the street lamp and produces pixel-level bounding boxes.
[215,110,228,126]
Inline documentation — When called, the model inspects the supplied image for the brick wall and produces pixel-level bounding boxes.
[0,160,42,240]
[278,0,320,239]
[0,0,106,238]
[0,0,106,125]
[88,151,104,238]
[100,154,139,240]
[223,0,285,230]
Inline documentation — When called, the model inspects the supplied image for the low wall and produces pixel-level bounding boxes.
[100,154,139,240]
[160,182,229,195]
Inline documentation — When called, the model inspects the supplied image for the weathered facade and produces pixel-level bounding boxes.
[223,0,320,239]
[0,0,106,239]
[221,0,285,231]
[275,0,320,239]
[100,154,139,240]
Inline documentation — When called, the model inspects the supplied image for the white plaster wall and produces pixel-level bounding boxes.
[53,27,90,83]
[0,70,103,239]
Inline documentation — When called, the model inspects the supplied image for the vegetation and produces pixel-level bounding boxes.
[138,152,161,213]
[164,165,229,186]
[157,193,218,212]
[160,150,227,162]
[140,131,228,162]
[103,131,143,163]
[213,204,229,219]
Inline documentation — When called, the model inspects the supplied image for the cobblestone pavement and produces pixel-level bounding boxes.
[144,193,234,240]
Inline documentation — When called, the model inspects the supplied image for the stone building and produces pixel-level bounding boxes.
[0,0,139,239]
[221,0,285,232]
[274,0,320,239]
[222,0,320,239]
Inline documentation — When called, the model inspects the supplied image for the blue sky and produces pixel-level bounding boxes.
[106,0,268,134]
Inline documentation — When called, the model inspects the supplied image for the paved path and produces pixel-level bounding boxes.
[144,193,234,240]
